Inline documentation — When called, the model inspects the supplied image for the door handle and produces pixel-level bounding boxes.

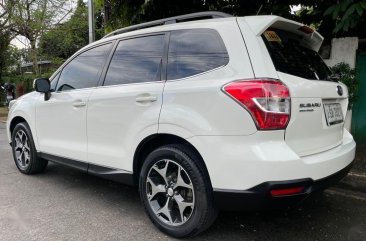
[135,95,157,103]
[72,101,87,107]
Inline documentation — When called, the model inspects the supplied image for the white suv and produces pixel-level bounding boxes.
[6,12,356,238]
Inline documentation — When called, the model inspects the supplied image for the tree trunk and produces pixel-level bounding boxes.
[30,40,39,75]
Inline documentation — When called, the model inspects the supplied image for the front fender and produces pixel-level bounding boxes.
[7,92,39,149]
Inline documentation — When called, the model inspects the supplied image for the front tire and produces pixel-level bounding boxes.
[139,144,217,238]
[11,122,48,174]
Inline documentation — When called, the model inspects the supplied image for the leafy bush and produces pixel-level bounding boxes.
[330,62,359,109]
[2,71,55,94]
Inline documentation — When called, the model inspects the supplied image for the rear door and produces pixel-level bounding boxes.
[238,17,348,156]
[86,34,167,171]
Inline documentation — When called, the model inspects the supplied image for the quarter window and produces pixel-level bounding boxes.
[104,35,165,86]
[56,43,112,91]
[167,29,229,80]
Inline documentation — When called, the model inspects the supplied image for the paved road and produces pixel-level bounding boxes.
[1,123,366,241]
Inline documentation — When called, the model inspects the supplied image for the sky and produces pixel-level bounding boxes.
[11,36,28,49]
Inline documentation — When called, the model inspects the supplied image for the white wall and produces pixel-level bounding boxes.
[324,37,358,68]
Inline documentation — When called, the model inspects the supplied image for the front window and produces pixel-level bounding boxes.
[56,43,112,91]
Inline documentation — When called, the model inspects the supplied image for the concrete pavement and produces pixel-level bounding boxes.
[1,122,366,241]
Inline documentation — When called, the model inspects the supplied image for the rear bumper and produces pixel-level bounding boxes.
[188,129,356,191]
[213,161,353,211]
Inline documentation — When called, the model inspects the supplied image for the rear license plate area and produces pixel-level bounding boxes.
[323,103,343,126]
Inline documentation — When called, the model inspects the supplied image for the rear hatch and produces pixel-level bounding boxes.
[241,17,348,156]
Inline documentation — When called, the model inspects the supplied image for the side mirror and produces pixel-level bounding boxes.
[34,78,51,101]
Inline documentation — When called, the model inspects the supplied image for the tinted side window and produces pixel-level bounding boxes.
[56,43,112,91]
[167,29,229,80]
[104,35,165,86]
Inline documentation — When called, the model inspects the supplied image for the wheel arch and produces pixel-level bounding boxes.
[9,116,28,136]
[133,133,212,187]
[8,115,38,149]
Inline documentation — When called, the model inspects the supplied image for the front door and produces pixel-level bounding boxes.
[35,43,113,161]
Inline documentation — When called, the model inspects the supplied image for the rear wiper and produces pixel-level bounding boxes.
[326,73,340,82]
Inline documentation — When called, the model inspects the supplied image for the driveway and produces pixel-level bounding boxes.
[0,122,365,241]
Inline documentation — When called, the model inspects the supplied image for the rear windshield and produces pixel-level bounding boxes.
[262,29,331,80]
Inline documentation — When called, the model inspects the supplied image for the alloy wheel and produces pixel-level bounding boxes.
[146,159,195,226]
[14,130,31,170]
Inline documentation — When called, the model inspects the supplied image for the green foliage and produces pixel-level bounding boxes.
[0,31,11,82]
[39,0,89,60]
[330,62,359,109]
[2,70,56,94]
[136,0,300,23]
[324,0,366,33]
[0,31,21,84]
[136,0,207,23]
[100,0,340,39]
[101,0,144,33]
[39,0,104,60]
[9,0,71,74]
[5,45,22,69]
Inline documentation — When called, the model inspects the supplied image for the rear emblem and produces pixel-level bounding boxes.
[299,103,321,112]
[337,85,343,96]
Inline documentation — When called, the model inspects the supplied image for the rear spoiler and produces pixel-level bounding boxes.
[241,16,323,52]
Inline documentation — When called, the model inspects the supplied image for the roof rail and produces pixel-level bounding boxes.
[103,11,232,39]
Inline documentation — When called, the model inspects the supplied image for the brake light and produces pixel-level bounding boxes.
[223,80,290,130]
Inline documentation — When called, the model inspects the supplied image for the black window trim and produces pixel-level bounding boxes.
[53,41,115,93]
[49,71,61,92]
[99,31,170,87]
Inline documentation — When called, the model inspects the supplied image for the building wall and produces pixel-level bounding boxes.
[324,37,358,68]
[323,37,359,132]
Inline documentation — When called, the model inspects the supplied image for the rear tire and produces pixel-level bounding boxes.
[139,144,217,238]
[11,122,48,174]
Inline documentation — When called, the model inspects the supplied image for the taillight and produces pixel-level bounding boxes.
[223,79,290,130]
